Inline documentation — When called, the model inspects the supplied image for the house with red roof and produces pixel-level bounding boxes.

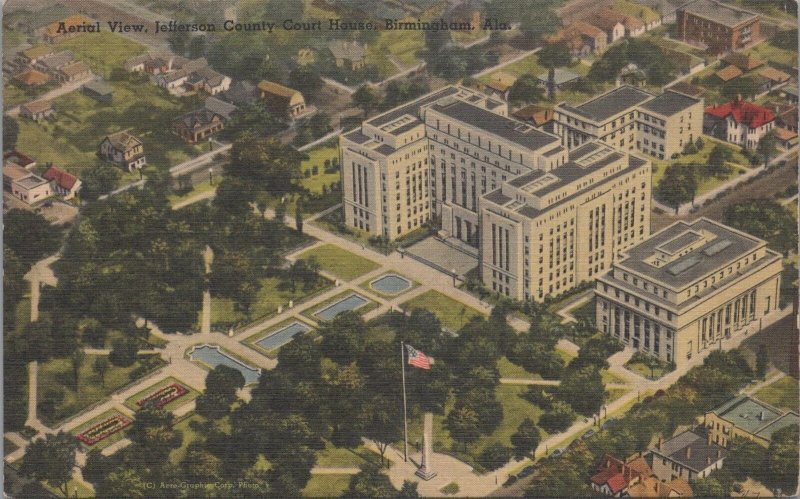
[703,98,775,149]
[42,166,81,200]
[589,453,653,497]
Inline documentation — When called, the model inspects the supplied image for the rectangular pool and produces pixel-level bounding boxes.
[189,345,261,385]
[314,293,369,321]
[255,321,312,351]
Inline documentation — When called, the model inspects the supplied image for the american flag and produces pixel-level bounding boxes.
[406,344,431,369]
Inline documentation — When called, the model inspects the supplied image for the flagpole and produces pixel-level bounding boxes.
[401,341,408,462]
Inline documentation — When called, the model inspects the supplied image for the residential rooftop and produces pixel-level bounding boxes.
[639,90,701,117]
[681,0,759,28]
[559,85,654,122]
[614,218,778,290]
[650,430,727,472]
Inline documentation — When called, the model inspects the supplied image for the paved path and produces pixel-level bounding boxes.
[311,467,361,475]
[321,77,356,95]
[742,370,787,397]
[169,144,232,177]
[5,76,96,117]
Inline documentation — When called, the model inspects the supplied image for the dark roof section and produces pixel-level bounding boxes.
[344,130,371,144]
[429,99,560,151]
[681,0,759,28]
[617,218,766,288]
[651,430,727,472]
[561,85,654,122]
[484,189,512,205]
[367,87,460,127]
[640,90,701,116]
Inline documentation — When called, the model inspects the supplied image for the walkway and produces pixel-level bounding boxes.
[5,75,95,117]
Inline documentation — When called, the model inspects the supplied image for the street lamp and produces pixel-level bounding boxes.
[452,268,457,287]
[208,167,213,186]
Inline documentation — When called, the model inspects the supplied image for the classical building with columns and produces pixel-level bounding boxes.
[595,218,783,366]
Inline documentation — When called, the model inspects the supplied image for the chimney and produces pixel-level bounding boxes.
[686,446,692,459]
[717,449,721,459]
[657,437,663,451]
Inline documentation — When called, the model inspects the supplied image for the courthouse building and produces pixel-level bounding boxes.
[595,218,783,366]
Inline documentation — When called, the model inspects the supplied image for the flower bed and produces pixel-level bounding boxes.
[76,415,131,446]
[136,383,189,409]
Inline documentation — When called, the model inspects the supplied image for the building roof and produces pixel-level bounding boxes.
[3,163,31,181]
[628,476,693,497]
[775,127,798,141]
[512,105,554,126]
[4,151,36,168]
[571,21,606,39]
[587,9,625,32]
[15,174,50,189]
[38,51,75,70]
[83,79,113,95]
[14,69,50,86]
[42,166,79,190]
[21,100,53,114]
[429,99,561,152]
[560,85,654,122]
[536,68,581,86]
[590,454,653,495]
[710,395,800,440]
[22,45,54,60]
[667,81,706,98]
[615,218,773,289]
[204,96,238,120]
[176,109,222,128]
[367,86,461,127]
[723,52,765,71]
[59,61,90,78]
[759,67,791,83]
[328,40,366,60]
[705,99,775,129]
[224,80,259,106]
[257,80,301,99]
[650,430,727,472]
[639,90,701,117]
[715,65,743,82]
[104,131,142,152]
[680,0,759,28]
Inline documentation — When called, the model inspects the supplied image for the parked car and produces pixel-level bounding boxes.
[503,475,518,487]
[550,448,564,458]
[517,465,536,478]
[582,429,596,440]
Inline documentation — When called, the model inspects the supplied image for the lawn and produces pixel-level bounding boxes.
[477,55,592,84]
[746,41,799,69]
[57,31,147,78]
[605,388,629,404]
[497,356,543,380]
[315,440,382,468]
[753,376,799,412]
[16,78,205,181]
[298,244,380,281]
[612,0,660,24]
[43,477,95,499]
[401,290,484,332]
[169,178,217,205]
[14,297,31,334]
[366,27,425,76]
[38,354,164,426]
[123,376,200,413]
[71,408,133,451]
[206,274,333,329]
[169,414,206,465]
[625,360,669,380]
[302,475,351,498]
[3,28,27,50]
[300,144,340,194]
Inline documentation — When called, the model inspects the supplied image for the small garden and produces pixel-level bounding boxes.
[72,409,132,450]
[753,376,799,412]
[401,290,484,332]
[624,351,675,380]
[124,377,200,413]
[297,244,380,281]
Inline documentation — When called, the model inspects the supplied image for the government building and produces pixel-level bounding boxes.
[594,218,783,366]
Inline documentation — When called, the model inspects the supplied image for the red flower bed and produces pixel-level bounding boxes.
[136,383,189,409]
[76,415,131,446]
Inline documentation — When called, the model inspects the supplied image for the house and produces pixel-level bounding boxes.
[774,127,798,150]
[722,52,764,72]
[479,71,516,101]
[204,96,239,121]
[34,51,75,73]
[676,0,760,53]
[587,10,626,44]
[589,453,653,496]
[42,166,81,200]
[172,109,224,143]
[14,69,51,87]
[20,100,54,121]
[758,67,791,91]
[512,105,555,132]
[257,80,307,118]
[56,61,91,83]
[123,53,152,73]
[3,163,52,204]
[190,67,231,95]
[536,68,581,89]
[152,57,208,94]
[714,64,743,83]
[648,430,727,483]
[705,395,800,448]
[667,81,706,99]
[19,45,55,65]
[224,80,259,106]
[627,475,693,497]
[548,21,608,56]
[42,15,95,43]
[617,12,646,38]
[3,151,37,169]
[82,79,113,104]
[98,131,147,171]
[779,84,798,104]
[704,98,775,149]
[328,40,366,71]
[769,103,798,132]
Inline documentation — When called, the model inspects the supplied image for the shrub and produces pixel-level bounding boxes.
[312,165,319,175]
[477,443,513,471]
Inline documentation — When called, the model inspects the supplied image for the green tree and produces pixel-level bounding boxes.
[3,115,19,150]
[511,418,541,459]
[109,337,138,367]
[182,446,224,483]
[478,443,513,471]
[196,364,246,419]
[226,133,305,196]
[363,396,403,468]
[446,405,481,452]
[289,67,324,101]
[721,76,760,101]
[80,165,121,201]
[723,198,798,255]
[187,35,206,59]
[764,424,799,493]
[705,145,733,178]
[127,405,183,466]
[347,465,397,498]
[4,209,61,265]
[20,432,77,497]
[71,348,85,391]
[209,249,262,314]
[352,85,379,117]
[398,480,420,498]
[757,130,778,167]
[537,42,572,98]
[656,163,697,212]
[725,437,767,482]
[538,400,576,433]
[508,74,545,106]
[93,356,110,387]
[692,476,725,497]
[95,467,149,498]
[295,199,304,233]
[168,30,189,55]
[559,366,604,416]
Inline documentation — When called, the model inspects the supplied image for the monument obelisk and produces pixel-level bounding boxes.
[415,412,437,480]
